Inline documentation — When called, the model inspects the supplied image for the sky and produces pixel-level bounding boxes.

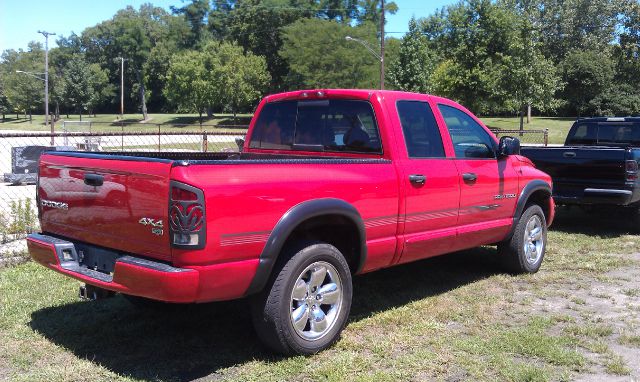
[0,0,455,52]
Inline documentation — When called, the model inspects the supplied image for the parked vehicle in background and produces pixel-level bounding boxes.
[521,117,640,224]
[27,89,554,355]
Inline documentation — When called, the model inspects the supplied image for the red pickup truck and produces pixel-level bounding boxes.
[27,89,554,355]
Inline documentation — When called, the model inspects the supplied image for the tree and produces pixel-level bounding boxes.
[210,42,271,120]
[165,41,270,121]
[388,17,436,93]
[164,49,216,120]
[561,49,615,116]
[62,55,93,120]
[171,0,211,46]
[427,0,522,114]
[3,43,44,122]
[280,19,379,89]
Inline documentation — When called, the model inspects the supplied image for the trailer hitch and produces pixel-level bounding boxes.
[79,284,115,301]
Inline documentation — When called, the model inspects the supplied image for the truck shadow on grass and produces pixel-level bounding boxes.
[29,248,500,381]
[550,205,636,238]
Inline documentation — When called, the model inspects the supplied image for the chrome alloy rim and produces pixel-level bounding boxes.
[290,261,343,341]
[523,215,544,265]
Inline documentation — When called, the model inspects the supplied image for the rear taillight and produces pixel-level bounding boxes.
[169,181,206,249]
[625,160,638,181]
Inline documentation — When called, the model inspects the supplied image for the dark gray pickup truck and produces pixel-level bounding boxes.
[521,117,640,210]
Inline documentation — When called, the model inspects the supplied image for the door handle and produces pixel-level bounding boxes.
[462,172,477,182]
[84,173,104,186]
[409,174,426,184]
[563,152,576,158]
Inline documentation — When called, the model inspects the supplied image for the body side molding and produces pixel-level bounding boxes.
[244,198,367,296]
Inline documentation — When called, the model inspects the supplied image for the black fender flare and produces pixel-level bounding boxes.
[244,198,367,296]
[506,180,552,238]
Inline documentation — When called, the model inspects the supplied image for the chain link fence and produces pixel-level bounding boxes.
[489,128,549,146]
[0,127,247,258]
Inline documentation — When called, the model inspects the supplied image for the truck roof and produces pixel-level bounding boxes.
[576,117,640,123]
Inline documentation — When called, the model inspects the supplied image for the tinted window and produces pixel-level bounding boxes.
[569,122,640,145]
[438,104,496,159]
[249,100,382,153]
[397,101,445,158]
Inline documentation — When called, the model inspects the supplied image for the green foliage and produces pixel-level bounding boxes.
[61,55,93,117]
[165,41,270,116]
[561,49,615,116]
[8,199,36,237]
[388,17,436,93]
[280,19,379,89]
[2,43,44,116]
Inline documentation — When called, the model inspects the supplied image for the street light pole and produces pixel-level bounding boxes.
[345,36,383,89]
[37,30,55,141]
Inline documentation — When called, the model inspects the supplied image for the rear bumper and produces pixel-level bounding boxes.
[27,233,258,303]
[554,188,635,206]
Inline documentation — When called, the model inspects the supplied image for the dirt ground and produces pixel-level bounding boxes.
[522,252,640,381]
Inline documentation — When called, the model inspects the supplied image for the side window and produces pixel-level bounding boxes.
[396,101,445,158]
[438,104,496,159]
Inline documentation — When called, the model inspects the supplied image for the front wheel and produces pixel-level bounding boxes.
[498,204,547,274]
[251,242,352,355]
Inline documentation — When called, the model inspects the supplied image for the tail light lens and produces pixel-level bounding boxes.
[625,160,638,182]
[169,181,206,249]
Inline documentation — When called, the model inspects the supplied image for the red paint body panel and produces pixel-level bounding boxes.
[30,89,554,303]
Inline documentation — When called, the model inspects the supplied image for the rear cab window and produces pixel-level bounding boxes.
[249,99,382,154]
[569,122,640,146]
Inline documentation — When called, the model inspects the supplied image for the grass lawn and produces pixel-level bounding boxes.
[481,117,575,145]
[1,208,640,381]
[0,113,252,133]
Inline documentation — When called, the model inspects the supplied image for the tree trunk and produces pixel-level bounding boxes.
[79,108,82,122]
[519,107,524,137]
[136,70,148,121]
[199,111,203,126]
[206,107,213,119]
[29,110,32,123]
[526,104,531,124]
[233,110,237,126]
[55,102,60,121]
[16,113,19,120]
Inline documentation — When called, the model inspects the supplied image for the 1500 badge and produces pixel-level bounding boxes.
[494,193,516,200]
[139,218,164,236]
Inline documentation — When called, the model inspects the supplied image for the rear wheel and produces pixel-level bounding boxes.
[251,242,352,355]
[498,204,547,274]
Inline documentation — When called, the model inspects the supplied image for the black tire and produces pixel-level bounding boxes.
[250,242,353,355]
[498,204,547,274]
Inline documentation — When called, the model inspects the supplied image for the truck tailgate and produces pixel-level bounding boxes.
[38,153,173,261]
[521,146,627,197]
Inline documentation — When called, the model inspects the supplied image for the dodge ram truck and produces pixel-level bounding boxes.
[27,89,554,355]
[521,117,640,220]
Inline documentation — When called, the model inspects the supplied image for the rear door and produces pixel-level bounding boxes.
[394,99,461,264]
[38,153,174,261]
[437,104,519,246]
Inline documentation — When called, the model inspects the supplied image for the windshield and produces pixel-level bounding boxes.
[249,99,382,154]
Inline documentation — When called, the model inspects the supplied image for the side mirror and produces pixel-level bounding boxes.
[498,136,520,157]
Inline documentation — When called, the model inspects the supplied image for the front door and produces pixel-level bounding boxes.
[437,104,519,247]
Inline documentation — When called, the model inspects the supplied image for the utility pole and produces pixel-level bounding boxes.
[37,30,55,141]
[380,0,385,90]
